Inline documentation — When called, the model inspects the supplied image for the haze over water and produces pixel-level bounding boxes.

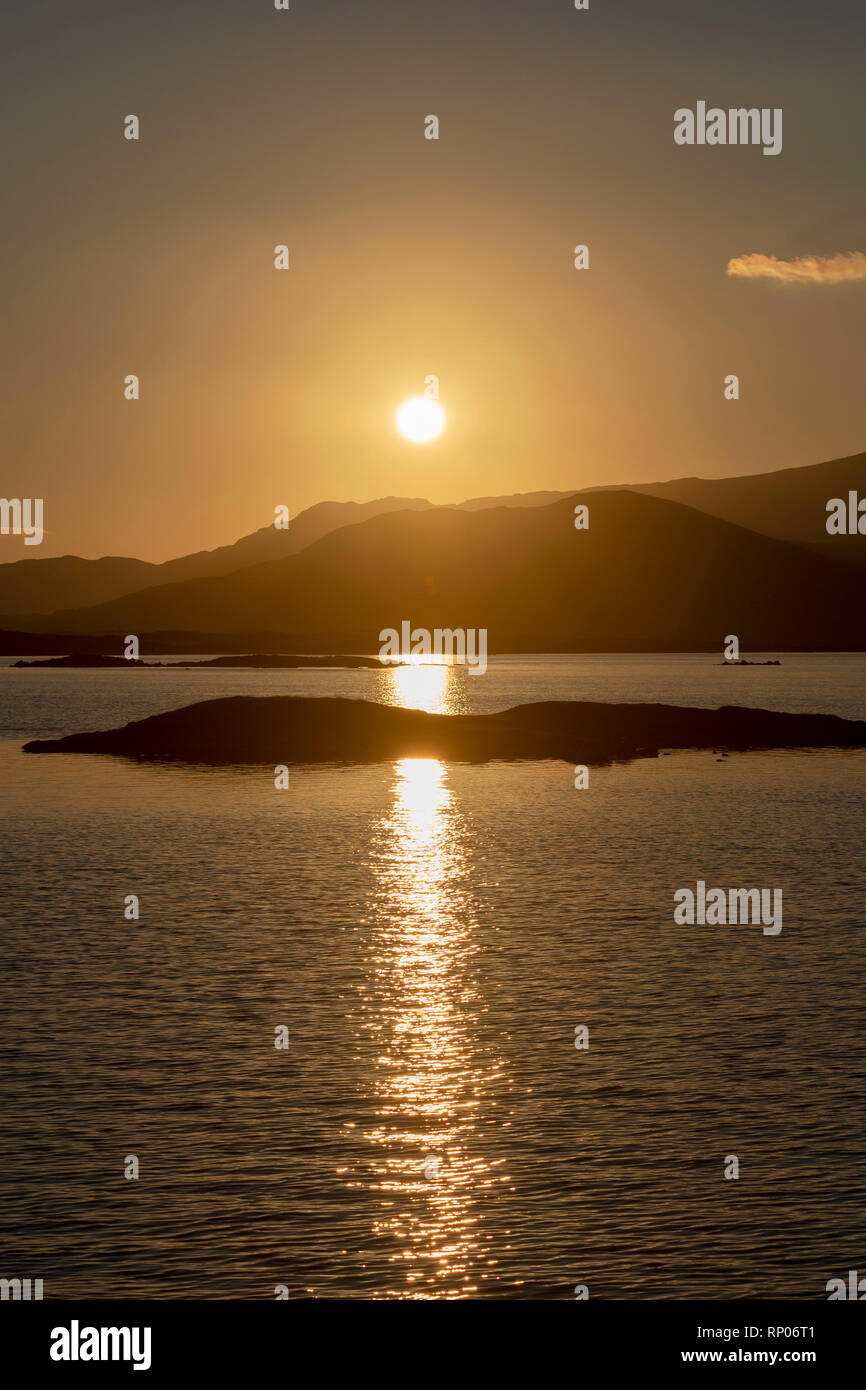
[1,654,864,1298]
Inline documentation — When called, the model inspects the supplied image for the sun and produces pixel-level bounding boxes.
[396,396,445,443]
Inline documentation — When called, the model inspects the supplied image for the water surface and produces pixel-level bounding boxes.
[1,655,864,1298]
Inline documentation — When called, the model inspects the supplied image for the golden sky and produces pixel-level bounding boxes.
[4,0,865,559]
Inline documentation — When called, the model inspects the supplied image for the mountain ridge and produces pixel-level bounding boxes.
[2,450,863,631]
[7,488,863,651]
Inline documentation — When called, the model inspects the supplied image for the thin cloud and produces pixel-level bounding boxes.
[726,252,866,284]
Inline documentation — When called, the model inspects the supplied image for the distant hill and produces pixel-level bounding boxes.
[602,450,866,550]
[5,452,864,621]
[453,450,866,559]
[0,555,156,617]
[12,490,864,651]
[0,496,431,616]
[454,489,573,511]
[158,496,433,582]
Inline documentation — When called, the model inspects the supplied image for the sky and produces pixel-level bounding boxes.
[3,0,865,560]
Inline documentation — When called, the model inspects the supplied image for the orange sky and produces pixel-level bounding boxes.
[4,0,865,560]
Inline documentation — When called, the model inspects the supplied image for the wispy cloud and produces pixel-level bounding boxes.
[726,252,866,284]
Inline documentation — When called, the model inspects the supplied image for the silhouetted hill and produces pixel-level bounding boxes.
[454,489,572,510]
[6,453,864,621]
[156,496,433,583]
[12,490,865,651]
[0,496,431,616]
[0,555,156,617]
[486,450,866,557]
[606,450,866,550]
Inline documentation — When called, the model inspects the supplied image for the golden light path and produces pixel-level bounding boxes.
[356,662,509,1297]
[387,658,453,714]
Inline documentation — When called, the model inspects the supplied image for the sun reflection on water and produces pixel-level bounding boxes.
[353,755,508,1297]
[377,659,464,714]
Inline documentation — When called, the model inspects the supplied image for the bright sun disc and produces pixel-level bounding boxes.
[396,397,445,443]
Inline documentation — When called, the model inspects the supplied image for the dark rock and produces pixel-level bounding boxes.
[22,696,866,766]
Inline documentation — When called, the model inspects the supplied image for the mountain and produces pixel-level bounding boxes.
[454,489,573,511]
[602,450,866,552]
[417,450,866,550]
[469,450,866,561]
[0,555,156,617]
[13,490,864,651]
[0,496,431,616]
[154,496,433,582]
[6,451,863,621]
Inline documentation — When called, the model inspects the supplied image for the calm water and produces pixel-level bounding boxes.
[1,654,865,1299]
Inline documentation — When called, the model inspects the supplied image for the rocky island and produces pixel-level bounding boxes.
[12,653,395,670]
[21,696,866,766]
